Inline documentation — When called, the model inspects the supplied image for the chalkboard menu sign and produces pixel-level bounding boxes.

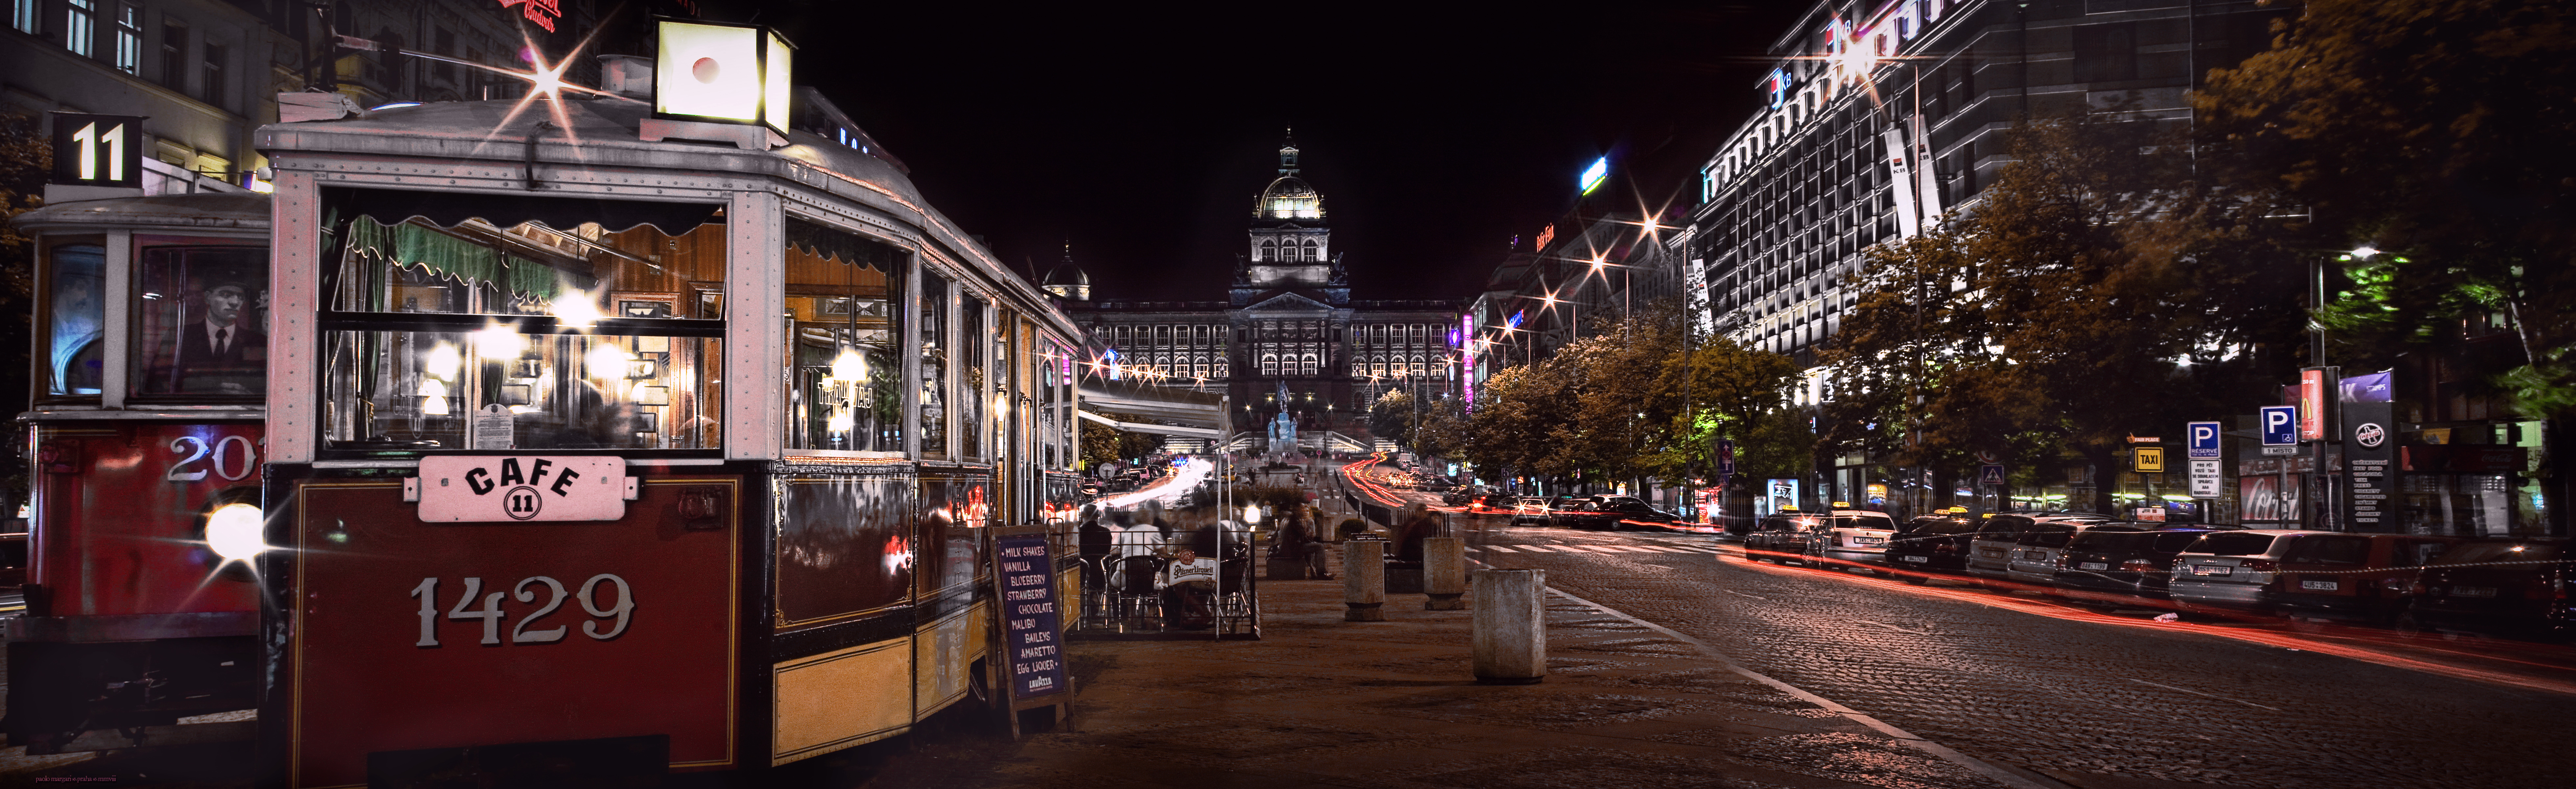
[992,528,1068,702]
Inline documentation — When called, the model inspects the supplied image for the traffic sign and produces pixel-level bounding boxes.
[2187,460,2222,478]
[1716,440,1736,476]
[2189,476,2223,497]
[2259,406,2297,446]
[2187,421,2222,459]
[2132,447,2165,473]
[2262,446,2299,456]
[1978,464,2005,485]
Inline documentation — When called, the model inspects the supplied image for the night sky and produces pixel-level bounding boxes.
[725,2,1809,302]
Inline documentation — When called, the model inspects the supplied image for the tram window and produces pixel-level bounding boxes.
[959,296,986,459]
[133,244,268,399]
[40,241,107,398]
[317,201,727,453]
[784,219,905,454]
[324,330,721,450]
[918,271,950,457]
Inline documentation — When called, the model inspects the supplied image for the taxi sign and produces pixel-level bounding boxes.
[2132,447,2166,473]
[413,456,633,522]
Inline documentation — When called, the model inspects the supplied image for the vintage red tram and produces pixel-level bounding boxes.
[7,193,273,753]
[243,58,1097,783]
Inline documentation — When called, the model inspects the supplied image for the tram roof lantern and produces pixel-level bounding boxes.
[649,18,795,148]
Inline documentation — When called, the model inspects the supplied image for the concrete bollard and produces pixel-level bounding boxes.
[1471,568,1546,684]
[1423,537,1466,610]
[1343,539,1386,621]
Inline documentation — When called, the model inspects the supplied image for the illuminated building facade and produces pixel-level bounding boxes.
[1054,142,1458,447]
[1681,0,2289,408]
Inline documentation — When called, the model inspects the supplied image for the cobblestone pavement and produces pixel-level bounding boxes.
[1463,518,2576,789]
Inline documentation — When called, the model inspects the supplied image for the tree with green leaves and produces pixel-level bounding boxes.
[1079,420,1163,471]
[1367,387,1414,448]
[2198,0,2576,423]
[1822,109,2307,513]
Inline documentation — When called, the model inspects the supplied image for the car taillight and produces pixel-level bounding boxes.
[2242,559,2279,573]
[2120,559,2158,572]
[1934,543,1955,553]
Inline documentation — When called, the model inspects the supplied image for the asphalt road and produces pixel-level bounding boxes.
[1458,519,2576,789]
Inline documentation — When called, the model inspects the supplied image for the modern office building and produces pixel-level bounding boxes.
[1675,0,2287,511]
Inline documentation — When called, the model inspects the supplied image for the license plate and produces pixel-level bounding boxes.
[2078,562,2109,571]
[2023,551,2048,560]
[1981,549,2004,558]
[1855,536,1884,545]
[2300,579,2339,591]
[2192,565,2234,576]
[1901,555,1929,563]
[2452,586,2496,598]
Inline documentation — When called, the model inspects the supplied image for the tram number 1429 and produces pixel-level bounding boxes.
[407,575,635,647]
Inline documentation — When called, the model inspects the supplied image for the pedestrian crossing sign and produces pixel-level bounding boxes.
[1978,464,2005,486]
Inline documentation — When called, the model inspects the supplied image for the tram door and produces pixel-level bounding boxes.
[8,195,270,753]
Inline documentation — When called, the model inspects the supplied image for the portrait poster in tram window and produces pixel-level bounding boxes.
[132,245,268,397]
[991,527,1068,703]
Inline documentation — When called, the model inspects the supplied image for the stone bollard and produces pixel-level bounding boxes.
[1423,537,1466,610]
[1471,568,1546,684]
[1343,539,1386,621]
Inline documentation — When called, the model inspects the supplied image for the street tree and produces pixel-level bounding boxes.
[1368,388,1414,448]
[2198,0,2576,421]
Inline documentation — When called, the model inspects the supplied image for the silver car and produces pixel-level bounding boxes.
[1806,510,1900,572]
[1965,512,2108,588]
[2167,530,2308,613]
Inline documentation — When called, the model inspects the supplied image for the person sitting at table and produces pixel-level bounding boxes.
[1157,546,1219,630]
[1110,508,1164,592]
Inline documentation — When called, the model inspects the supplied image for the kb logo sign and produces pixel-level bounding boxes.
[415,456,633,523]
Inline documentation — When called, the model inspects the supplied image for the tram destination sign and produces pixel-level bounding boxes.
[411,456,635,522]
[992,528,1069,702]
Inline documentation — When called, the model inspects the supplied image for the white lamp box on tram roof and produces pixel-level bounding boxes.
[641,19,795,151]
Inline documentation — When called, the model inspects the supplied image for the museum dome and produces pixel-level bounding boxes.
[1256,176,1323,220]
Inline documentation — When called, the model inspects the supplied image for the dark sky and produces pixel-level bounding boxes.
[729,3,1808,303]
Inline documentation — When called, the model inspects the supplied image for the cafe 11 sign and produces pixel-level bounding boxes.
[409,456,634,522]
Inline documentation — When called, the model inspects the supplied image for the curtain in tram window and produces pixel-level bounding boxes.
[341,215,579,302]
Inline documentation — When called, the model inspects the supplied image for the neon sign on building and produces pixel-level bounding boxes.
[1705,0,1956,189]
[496,0,561,32]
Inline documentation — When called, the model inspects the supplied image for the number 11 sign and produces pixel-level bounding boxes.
[51,112,145,189]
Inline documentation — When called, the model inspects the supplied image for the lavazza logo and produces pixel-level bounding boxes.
[2356,422,2388,449]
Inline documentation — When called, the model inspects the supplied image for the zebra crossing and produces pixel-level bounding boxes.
[1481,542,1730,555]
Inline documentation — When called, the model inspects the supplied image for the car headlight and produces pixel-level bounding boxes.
[206,503,268,562]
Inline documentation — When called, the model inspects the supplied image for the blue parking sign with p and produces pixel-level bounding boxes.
[2259,407,2298,446]
[2187,421,2222,459]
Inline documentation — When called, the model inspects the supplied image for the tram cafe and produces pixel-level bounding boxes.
[248,87,1087,781]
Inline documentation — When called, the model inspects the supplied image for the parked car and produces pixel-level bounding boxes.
[1746,510,1893,564]
[1882,515,1981,582]
[2168,530,2458,623]
[2004,519,2135,587]
[1963,512,2108,588]
[2051,525,2232,604]
[1743,514,1821,561]
[1804,510,1901,572]
[1509,497,1554,527]
[2401,537,2571,640]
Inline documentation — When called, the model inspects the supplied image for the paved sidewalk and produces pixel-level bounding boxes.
[975,571,2024,789]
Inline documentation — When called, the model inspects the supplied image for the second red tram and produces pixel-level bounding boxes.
[7,193,273,753]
